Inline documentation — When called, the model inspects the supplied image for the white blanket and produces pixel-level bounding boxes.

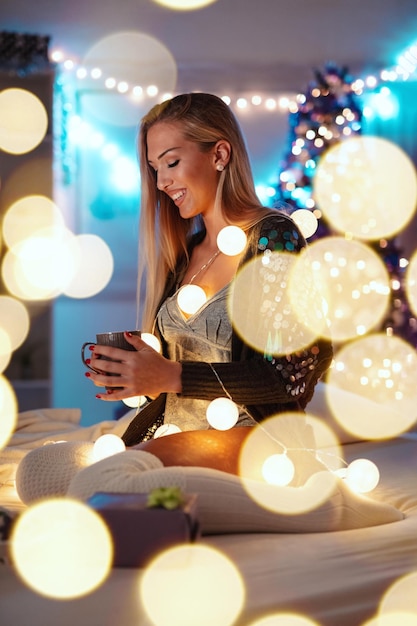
[1,406,417,625]
[0,403,404,534]
[0,407,135,486]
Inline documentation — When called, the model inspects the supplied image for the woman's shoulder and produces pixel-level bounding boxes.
[246,208,306,250]
[250,207,295,229]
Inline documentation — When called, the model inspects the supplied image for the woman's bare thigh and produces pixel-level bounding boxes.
[131,427,253,475]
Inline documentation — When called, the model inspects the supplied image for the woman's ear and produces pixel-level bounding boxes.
[214,140,231,170]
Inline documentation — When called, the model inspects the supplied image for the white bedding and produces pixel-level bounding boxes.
[1,404,417,625]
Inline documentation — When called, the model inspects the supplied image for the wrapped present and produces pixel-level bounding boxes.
[87,489,200,568]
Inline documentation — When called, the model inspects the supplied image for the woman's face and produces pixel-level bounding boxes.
[146,122,219,220]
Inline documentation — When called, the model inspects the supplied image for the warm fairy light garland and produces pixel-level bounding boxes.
[204,361,380,493]
[50,41,417,117]
[91,403,380,494]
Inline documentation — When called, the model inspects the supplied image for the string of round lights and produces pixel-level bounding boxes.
[50,39,417,117]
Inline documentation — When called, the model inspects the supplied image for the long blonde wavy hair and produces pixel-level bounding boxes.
[137,92,270,330]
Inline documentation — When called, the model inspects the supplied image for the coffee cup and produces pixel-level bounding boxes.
[81,330,141,378]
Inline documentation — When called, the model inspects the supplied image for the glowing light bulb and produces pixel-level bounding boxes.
[262,453,295,486]
[333,467,348,479]
[217,226,247,256]
[154,424,182,438]
[345,458,380,493]
[93,434,126,462]
[177,284,207,315]
[291,209,318,239]
[122,395,146,408]
[206,397,239,430]
[141,332,162,352]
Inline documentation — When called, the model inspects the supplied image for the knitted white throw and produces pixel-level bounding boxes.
[15,441,162,505]
[15,440,403,535]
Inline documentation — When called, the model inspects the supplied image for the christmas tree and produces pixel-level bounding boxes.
[273,61,363,239]
[274,62,417,346]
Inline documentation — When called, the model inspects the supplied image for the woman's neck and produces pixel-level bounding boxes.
[199,213,229,249]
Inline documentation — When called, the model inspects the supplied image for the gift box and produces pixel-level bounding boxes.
[87,490,200,568]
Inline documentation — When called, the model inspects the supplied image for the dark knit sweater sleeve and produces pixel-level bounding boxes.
[180,341,332,405]
[179,212,333,413]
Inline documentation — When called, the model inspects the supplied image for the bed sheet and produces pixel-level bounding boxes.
[211,435,417,625]
[1,435,417,625]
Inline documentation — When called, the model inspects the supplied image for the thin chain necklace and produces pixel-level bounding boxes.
[177,248,221,315]
[188,248,221,284]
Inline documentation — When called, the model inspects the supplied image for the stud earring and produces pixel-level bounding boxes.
[216,164,225,172]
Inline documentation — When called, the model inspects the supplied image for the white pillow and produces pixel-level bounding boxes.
[15,441,94,504]
[16,441,403,534]
[67,450,403,534]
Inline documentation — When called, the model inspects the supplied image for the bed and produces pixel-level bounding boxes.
[1,384,417,626]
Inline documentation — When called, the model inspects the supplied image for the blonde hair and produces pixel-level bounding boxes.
[137,92,268,330]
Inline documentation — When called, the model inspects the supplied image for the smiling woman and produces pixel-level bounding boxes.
[79,92,333,474]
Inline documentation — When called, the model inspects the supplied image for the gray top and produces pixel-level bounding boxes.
[156,284,255,431]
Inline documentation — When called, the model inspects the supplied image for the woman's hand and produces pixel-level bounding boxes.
[85,332,182,401]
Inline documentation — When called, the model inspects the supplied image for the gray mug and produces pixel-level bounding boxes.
[81,330,141,382]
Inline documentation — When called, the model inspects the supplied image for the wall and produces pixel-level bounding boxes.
[0,68,54,411]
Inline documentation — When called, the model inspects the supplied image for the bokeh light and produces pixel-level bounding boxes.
[0,295,30,351]
[327,333,417,440]
[82,32,177,126]
[313,136,417,240]
[2,226,79,300]
[288,237,391,342]
[0,375,18,449]
[238,413,342,514]
[228,252,321,356]
[92,434,126,461]
[404,250,417,319]
[0,88,48,154]
[2,195,65,249]
[248,614,320,626]
[140,544,245,626]
[152,0,218,9]
[63,234,114,298]
[10,498,113,598]
[380,572,417,621]
[206,397,239,430]
[217,225,247,256]
[291,209,318,239]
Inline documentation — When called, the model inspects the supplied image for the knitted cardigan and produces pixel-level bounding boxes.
[122,212,333,446]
